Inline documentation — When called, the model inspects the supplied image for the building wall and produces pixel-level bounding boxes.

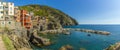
[5,21,15,29]
[0,20,15,29]
[20,10,32,29]
[14,6,21,22]
[0,2,15,29]
[8,2,14,15]
[0,21,5,27]
[0,2,4,20]
[2,2,14,16]
[0,2,14,20]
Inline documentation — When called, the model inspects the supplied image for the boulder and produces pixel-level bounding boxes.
[59,45,73,50]
[30,30,51,47]
[4,29,32,50]
[106,42,120,50]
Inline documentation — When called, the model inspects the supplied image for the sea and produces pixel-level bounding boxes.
[33,25,120,50]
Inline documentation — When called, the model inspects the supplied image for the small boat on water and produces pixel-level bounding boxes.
[87,34,91,36]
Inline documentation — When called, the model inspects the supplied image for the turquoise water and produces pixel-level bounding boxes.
[33,25,120,50]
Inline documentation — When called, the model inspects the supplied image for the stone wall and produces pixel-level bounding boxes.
[0,20,16,29]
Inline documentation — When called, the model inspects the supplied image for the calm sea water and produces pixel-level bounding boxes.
[33,25,120,50]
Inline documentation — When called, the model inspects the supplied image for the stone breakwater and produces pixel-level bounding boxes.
[39,29,71,35]
[65,28,110,35]
[39,28,110,35]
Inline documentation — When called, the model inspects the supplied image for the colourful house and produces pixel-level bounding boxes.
[20,10,32,29]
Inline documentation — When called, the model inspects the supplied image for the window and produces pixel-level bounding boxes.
[9,22,11,24]
[25,23,29,25]
[6,11,8,14]
[1,16,3,18]
[4,7,8,8]
[1,11,3,14]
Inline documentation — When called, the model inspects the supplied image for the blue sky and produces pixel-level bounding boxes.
[4,0,120,24]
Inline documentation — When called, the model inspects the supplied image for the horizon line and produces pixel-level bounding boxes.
[79,23,120,25]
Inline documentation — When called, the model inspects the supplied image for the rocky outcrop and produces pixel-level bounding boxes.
[2,27,52,50]
[59,45,73,50]
[29,30,51,47]
[106,42,120,50]
[6,29,32,50]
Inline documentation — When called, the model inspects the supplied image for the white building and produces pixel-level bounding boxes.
[0,2,15,29]
[0,2,14,16]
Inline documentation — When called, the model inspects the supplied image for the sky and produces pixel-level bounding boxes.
[2,0,120,24]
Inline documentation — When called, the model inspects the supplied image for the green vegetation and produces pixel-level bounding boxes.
[19,4,78,26]
[2,34,15,50]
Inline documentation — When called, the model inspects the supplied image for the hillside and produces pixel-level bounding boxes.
[19,5,78,26]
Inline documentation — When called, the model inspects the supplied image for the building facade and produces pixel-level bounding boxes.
[0,2,15,29]
[14,6,21,22]
[0,2,14,16]
[20,10,32,29]
[0,2,32,30]
[32,16,48,31]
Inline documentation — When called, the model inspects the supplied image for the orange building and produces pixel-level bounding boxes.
[20,10,32,29]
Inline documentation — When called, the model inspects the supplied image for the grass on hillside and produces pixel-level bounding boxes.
[2,34,15,50]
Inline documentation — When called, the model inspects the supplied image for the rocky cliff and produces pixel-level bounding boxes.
[2,28,32,50]
[2,28,51,50]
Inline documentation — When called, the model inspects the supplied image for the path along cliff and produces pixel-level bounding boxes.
[0,35,6,50]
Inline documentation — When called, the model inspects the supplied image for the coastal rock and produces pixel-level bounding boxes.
[106,42,120,50]
[62,30,71,35]
[59,45,73,50]
[3,29,32,50]
[30,30,51,47]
